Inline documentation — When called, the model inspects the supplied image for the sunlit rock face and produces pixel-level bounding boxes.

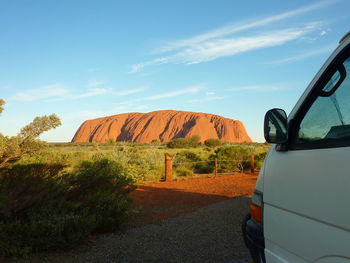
[71,110,252,143]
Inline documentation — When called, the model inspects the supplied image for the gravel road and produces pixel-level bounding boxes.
[16,196,252,263]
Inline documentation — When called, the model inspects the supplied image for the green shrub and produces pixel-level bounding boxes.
[167,135,201,148]
[254,152,268,170]
[194,161,214,173]
[211,145,251,173]
[64,158,136,232]
[175,167,193,177]
[0,159,136,258]
[204,138,222,148]
[174,150,200,164]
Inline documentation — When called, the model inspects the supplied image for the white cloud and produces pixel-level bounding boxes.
[188,96,225,103]
[12,84,70,101]
[63,110,109,121]
[129,0,338,73]
[72,88,109,99]
[130,23,321,71]
[141,86,200,101]
[155,0,337,54]
[115,87,147,96]
[229,85,285,92]
[129,57,169,73]
[64,105,149,121]
[177,25,319,64]
[11,84,111,102]
[87,80,104,87]
[269,45,335,64]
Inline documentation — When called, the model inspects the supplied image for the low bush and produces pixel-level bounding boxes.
[254,151,268,170]
[174,151,201,166]
[194,161,214,173]
[175,167,193,177]
[211,145,251,173]
[0,158,136,258]
[167,135,201,148]
[204,138,222,148]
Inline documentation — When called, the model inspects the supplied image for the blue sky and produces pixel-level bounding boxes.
[0,0,349,142]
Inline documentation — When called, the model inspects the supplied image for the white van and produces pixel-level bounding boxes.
[242,31,350,263]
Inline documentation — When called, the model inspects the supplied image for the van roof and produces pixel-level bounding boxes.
[339,31,350,44]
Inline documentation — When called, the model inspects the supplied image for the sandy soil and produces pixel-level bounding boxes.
[129,173,257,226]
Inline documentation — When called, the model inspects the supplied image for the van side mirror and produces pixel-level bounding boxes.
[264,108,288,144]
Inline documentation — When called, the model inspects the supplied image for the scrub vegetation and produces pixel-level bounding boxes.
[0,99,269,258]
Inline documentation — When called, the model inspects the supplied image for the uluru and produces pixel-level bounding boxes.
[71,110,252,143]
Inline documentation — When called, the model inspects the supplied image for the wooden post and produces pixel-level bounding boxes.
[164,153,173,182]
[250,153,255,174]
[214,158,218,177]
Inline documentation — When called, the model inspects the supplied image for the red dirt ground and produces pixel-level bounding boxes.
[128,173,257,226]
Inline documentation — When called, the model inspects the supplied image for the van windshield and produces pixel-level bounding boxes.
[298,57,350,142]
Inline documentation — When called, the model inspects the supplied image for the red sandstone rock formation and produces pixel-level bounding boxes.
[71,110,252,143]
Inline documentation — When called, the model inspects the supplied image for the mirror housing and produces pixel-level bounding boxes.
[264,108,288,144]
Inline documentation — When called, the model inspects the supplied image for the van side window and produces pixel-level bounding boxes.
[297,56,350,144]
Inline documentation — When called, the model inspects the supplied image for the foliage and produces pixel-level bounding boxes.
[194,161,214,173]
[107,138,115,145]
[167,135,201,148]
[0,99,4,115]
[174,150,201,165]
[211,145,252,173]
[0,99,61,168]
[173,150,201,174]
[175,167,193,177]
[254,151,268,170]
[151,139,160,145]
[18,114,61,140]
[204,138,222,148]
[0,158,136,257]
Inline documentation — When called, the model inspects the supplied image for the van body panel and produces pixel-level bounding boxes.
[263,145,350,261]
[264,202,350,262]
[313,257,350,263]
[264,146,350,230]
[265,239,308,263]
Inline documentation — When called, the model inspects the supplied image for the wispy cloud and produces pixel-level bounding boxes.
[141,86,200,101]
[12,84,70,101]
[11,84,111,102]
[112,86,201,104]
[176,24,320,64]
[155,0,337,54]
[129,1,336,73]
[87,80,104,87]
[130,23,321,71]
[64,105,149,121]
[72,88,109,99]
[229,84,287,92]
[115,87,148,96]
[187,90,226,103]
[188,96,226,103]
[268,44,335,64]
[129,58,169,74]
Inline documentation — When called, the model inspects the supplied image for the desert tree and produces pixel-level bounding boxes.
[0,99,4,114]
[0,99,61,167]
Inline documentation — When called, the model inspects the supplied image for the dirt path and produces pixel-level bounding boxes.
[14,173,257,263]
[129,173,257,226]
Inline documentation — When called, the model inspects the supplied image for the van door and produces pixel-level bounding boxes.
[263,48,350,262]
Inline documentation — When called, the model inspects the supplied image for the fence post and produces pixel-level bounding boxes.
[250,153,255,174]
[214,158,218,177]
[164,153,173,182]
